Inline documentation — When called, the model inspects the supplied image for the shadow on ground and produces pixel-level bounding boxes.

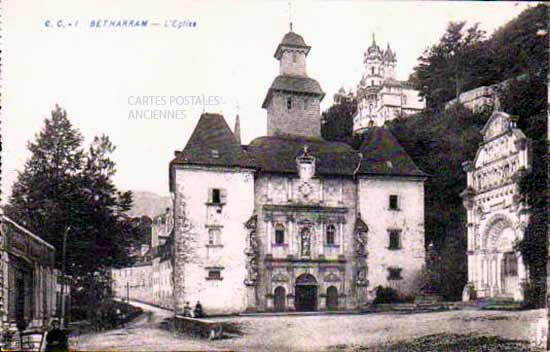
[328,333,533,351]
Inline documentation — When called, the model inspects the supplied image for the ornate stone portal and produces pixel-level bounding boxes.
[461,110,530,301]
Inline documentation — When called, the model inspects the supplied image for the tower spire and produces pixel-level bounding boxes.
[372,32,376,45]
[289,1,293,32]
[234,103,241,144]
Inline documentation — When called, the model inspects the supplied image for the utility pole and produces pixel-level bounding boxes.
[60,225,70,328]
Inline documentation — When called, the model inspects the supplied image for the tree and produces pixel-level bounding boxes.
[5,106,137,318]
[413,21,487,108]
[321,98,357,145]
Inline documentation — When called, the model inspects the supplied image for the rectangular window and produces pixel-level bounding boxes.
[212,189,221,204]
[274,224,285,245]
[206,268,223,280]
[208,188,227,204]
[388,268,402,280]
[388,230,401,250]
[389,195,399,210]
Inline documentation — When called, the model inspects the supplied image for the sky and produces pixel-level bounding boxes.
[2,1,537,199]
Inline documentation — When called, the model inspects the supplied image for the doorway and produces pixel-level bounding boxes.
[274,286,286,312]
[326,286,338,311]
[295,274,317,312]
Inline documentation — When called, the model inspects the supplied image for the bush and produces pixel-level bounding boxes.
[373,286,400,304]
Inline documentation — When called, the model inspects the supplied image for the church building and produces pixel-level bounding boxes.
[168,28,427,314]
[353,34,425,134]
[461,110,530,301]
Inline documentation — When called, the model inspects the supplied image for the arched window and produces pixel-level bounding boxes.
[371,80,374,87]
[287,97,292,110]
[326,224,336,245]
[292,52,297,63]
[275,224,285,245]
[371,67,375,75]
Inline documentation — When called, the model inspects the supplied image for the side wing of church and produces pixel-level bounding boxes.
[168,29,427,314]
[461,111,530,301]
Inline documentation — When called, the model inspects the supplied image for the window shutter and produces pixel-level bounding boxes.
[220,189,227,204]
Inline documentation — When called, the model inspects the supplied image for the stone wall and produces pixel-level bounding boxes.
[172,166,255,315]
[254,174,360,310]
[358,176,426,298]
[266,92,321,138]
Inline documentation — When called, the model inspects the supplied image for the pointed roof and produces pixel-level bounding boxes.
[355,215,369,232]
[367,33,382,57]
[274,31,311,59]
[384,43,396,62]
[234,114,241,145]
[357,127,427,177]
[176,113,244,167]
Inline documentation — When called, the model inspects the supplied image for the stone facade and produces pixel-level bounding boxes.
[358,176,426,297]
[171,167,255,314]
[0,214,60,345]
[353,34,425,133]
[461,110,530,301]
[113,29,427,316]
[266,93,322,138]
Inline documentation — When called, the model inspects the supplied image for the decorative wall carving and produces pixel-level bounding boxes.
[244,215,259,286]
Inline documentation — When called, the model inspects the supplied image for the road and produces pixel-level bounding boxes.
[70,300,224,351]
[70,300,545,351]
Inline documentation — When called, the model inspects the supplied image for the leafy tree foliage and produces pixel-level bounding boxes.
[5,105,137,277]
[411,4,548,109]
[321,98,357,145]
[321,5,547,300]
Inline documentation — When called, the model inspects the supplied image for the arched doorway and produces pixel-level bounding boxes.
[295,274,317,311]
[274,286,286,312]
[326,286,338,311]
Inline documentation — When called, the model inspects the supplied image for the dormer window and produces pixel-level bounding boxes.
[296,145,315,181]
[287,97,292,110]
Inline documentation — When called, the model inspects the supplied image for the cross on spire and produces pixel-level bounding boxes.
[289,1,293,32]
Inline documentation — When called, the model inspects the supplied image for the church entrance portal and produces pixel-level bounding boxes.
[295,274,317,311]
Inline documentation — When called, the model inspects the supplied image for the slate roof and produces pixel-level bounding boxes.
[171,114,426,179]
[274,31,311,59]
[262,75,325,108]
[357,127,427,177]
[246,135,360,176]
[173,113,244,167]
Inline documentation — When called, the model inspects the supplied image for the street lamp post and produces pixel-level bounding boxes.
[60,225,70,328]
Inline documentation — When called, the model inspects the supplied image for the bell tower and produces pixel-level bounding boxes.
[262,27,325,138]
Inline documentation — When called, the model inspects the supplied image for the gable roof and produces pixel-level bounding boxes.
[357,127,427,177]
[170,114,425,179]
[175,113,244,167]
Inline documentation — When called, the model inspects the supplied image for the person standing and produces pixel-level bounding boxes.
[45,320,68,352]
[193,301,203,318]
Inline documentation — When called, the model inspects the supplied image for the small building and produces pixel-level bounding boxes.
[461,110,530,301]
[0,213,61,340]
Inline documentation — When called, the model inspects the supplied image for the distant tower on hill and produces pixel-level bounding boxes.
[353,33,424,134]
